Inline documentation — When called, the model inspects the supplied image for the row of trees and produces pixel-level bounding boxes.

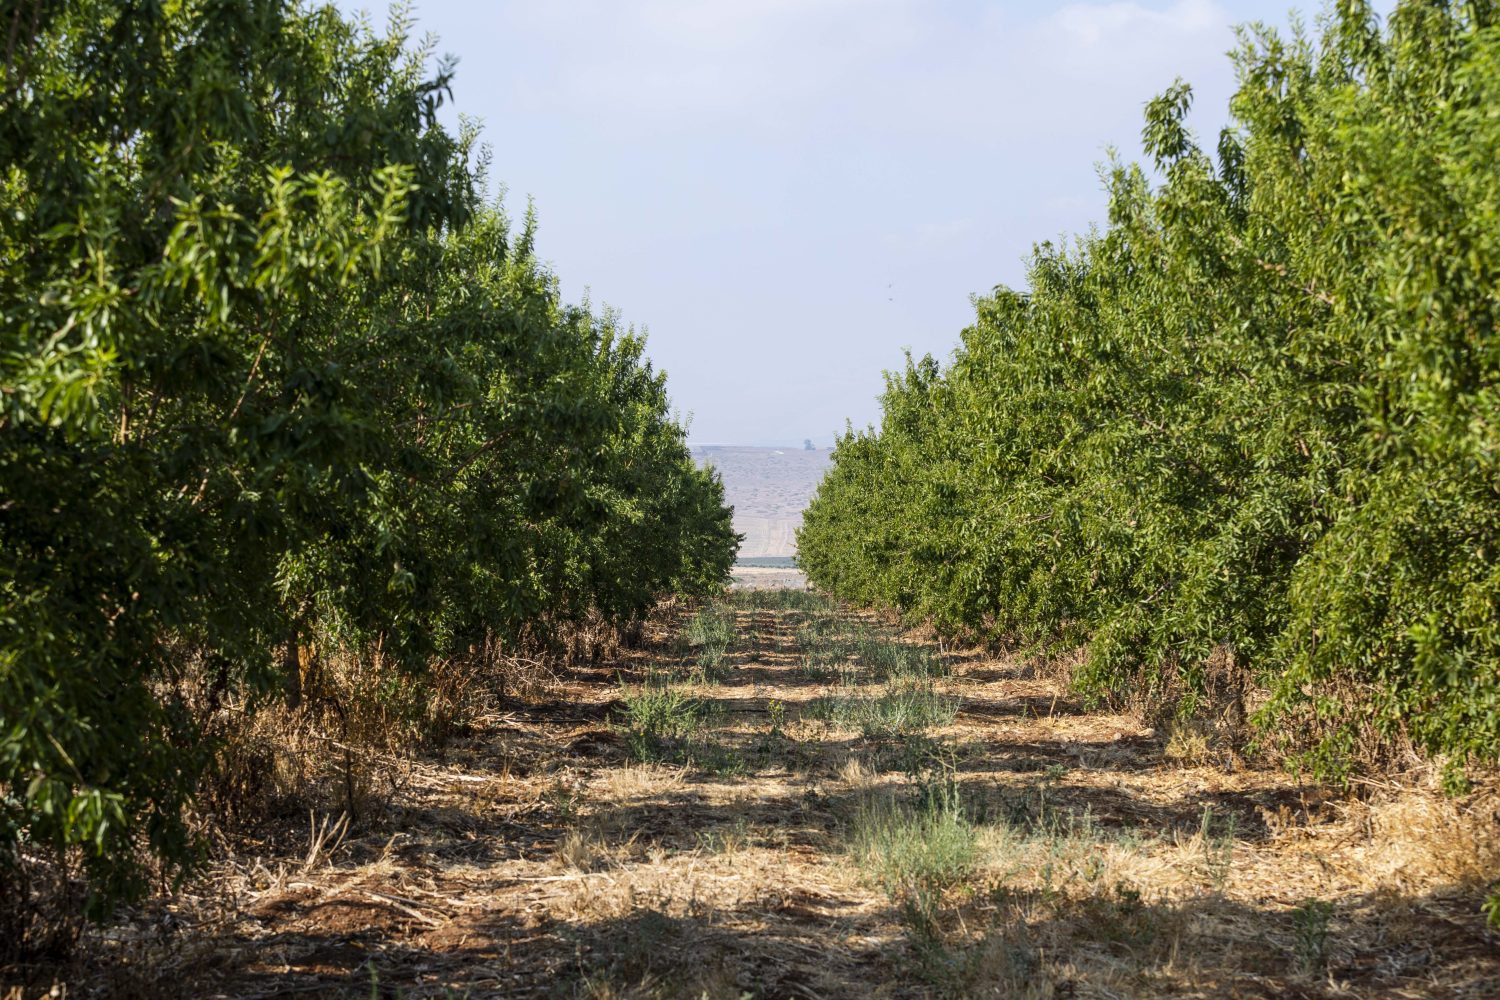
[1,1,735,914]
[799,0,1500,782]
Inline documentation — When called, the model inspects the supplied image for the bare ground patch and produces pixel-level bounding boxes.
[28,594,1500,999]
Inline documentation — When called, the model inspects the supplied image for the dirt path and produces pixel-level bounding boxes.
[89,593,1499,998]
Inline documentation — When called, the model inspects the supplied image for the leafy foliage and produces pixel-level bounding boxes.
[799,0,1500,780]
[0,0,734,915]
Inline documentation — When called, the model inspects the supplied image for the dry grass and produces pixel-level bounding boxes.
[18,596,1500,999]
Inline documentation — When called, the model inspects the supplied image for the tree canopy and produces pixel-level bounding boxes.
[1,0,735,912]
[799,0,1500,783]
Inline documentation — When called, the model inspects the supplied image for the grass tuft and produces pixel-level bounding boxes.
[617,685,705,761]
[808,680,960,738]
[615,683,744,775]
[682,604,736,680]
[847,768,980,979]
[1291,897,1334,976]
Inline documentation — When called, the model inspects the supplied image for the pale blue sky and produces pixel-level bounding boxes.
[342,1,1364,446]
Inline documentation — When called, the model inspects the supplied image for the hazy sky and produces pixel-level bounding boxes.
[341,1,1348,446]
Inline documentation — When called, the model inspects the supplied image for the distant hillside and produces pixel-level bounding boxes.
[696,446,831,559]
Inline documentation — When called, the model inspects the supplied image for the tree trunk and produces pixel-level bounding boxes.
[283,624,302,711]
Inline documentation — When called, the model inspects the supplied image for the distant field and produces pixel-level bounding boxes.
[696,446,831,561]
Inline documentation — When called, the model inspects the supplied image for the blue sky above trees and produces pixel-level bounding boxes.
[342,1,1375,445]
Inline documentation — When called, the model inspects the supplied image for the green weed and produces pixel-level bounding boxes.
[1291,898,1334,976]
[766,698,786,735]
[847,770,979,963]
[1199,804,1238,892]
[616,683,744,774]
[855,636,948,680]
[618,686,707,761]
[808,680,960,738]
[683,604,736,680]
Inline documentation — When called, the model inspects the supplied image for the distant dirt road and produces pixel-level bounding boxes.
[726,565,809,590]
